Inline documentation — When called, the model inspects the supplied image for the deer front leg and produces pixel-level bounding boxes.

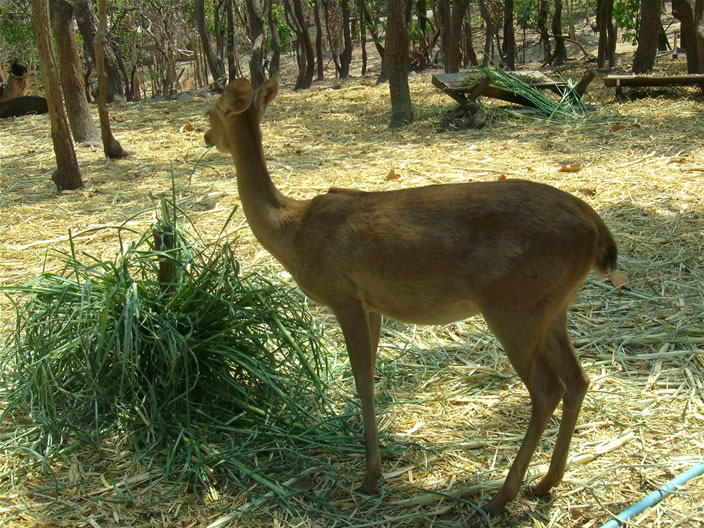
[333,301,382,494]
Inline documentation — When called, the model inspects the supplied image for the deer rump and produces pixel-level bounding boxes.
[292,179,614,326]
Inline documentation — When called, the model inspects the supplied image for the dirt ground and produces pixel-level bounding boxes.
[1,28,704,528]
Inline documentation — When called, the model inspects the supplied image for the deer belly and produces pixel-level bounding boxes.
[363,291,482,326]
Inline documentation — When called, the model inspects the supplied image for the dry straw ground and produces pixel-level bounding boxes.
[1,44,703,527]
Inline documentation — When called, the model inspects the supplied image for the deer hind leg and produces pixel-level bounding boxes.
[482,312,565,514]
[333,301,383,494]
[531,312,590,496]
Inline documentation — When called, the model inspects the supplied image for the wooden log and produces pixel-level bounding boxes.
[0,96,49,118]
[468,75,493,102]
[575,70,596,96]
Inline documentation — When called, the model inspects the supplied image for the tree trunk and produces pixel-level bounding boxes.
[49,0,100,145]
[31,0,82,190]
[387,0,413,128]
[438,0,450,65]
[321,0,338,75]
[445,0,469,72]
[128,8,141,99]
[478,0,494,66]
[246,0,267,89]
[225,0,238,81]
[287,0,315,89]
[632,0,660,73]
[537,0,551,62]
[339,0,353,78]
[361,3,385,59]
[552,0,567,65]
[673,0,698,72]
[675,0,704,72]
[416,0,430,53]
[503,0,516,69]
[314,1,324,79]
[95,0,128,159]
[73,0,123,102]
[597,0,616,68]
[697,0,704,73]
[194,0,224,82]
[566,0,576,39]
[268,1,282,75]
[462,3,478,66]
[358,0,368,76]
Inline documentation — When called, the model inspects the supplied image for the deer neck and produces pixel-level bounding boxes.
[229,118,303,270]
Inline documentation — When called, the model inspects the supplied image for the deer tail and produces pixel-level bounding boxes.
[594,219,618,277]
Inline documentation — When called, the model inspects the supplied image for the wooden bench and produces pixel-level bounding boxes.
[603,74,704,96]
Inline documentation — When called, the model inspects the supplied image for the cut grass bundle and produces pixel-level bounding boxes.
[0,197,351,506]
[480,67,588,122]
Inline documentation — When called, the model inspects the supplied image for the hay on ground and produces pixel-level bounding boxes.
[0,49,703,527]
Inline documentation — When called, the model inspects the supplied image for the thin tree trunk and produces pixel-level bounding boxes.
[339,0,353,78]
[313,1,324,79]
[597,0,616,68]
[463,4,478,66]
[95,0,128,159]
[246,0,267,89]
[289,0,315,88]
[439,0,450,65]
[445,0,469,72]
[225,0,237,81]
[478,0,493,66]
[416,0,430,52]
[503,0,516,69]
[128,7,141,99]
[694,0,704,73]
[195,0,225,82]
[49,0,100,145]
[673,0,698,72]
[537,0,552,62]
[388,0,413,128]
[358,0,367,75]
[552,0,567,65]
[632,0,660,73]
[566,0,576,39]
[73,0,123,102]
[31,0,82,190]
[268,1,282,74]
[362,3,385,60]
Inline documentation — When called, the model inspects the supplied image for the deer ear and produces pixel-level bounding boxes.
[221,78,253,114]
[253,73,279,114]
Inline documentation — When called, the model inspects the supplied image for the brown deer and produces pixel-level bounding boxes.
[204,74,618,514]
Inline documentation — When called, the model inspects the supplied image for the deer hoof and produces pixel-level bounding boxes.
[529,481,555,497]
[354,475,380,496]
[478,502,503,517]
[354,484,377,496]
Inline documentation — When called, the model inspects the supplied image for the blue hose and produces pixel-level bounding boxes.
[600,461,704,528]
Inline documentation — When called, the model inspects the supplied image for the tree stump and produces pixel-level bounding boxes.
[0,62,29,101]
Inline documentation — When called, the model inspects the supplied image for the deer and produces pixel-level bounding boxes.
[204,74,618,515]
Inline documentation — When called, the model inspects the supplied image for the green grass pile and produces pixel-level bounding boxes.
[0,198,351,505]
[481,67,588,121]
